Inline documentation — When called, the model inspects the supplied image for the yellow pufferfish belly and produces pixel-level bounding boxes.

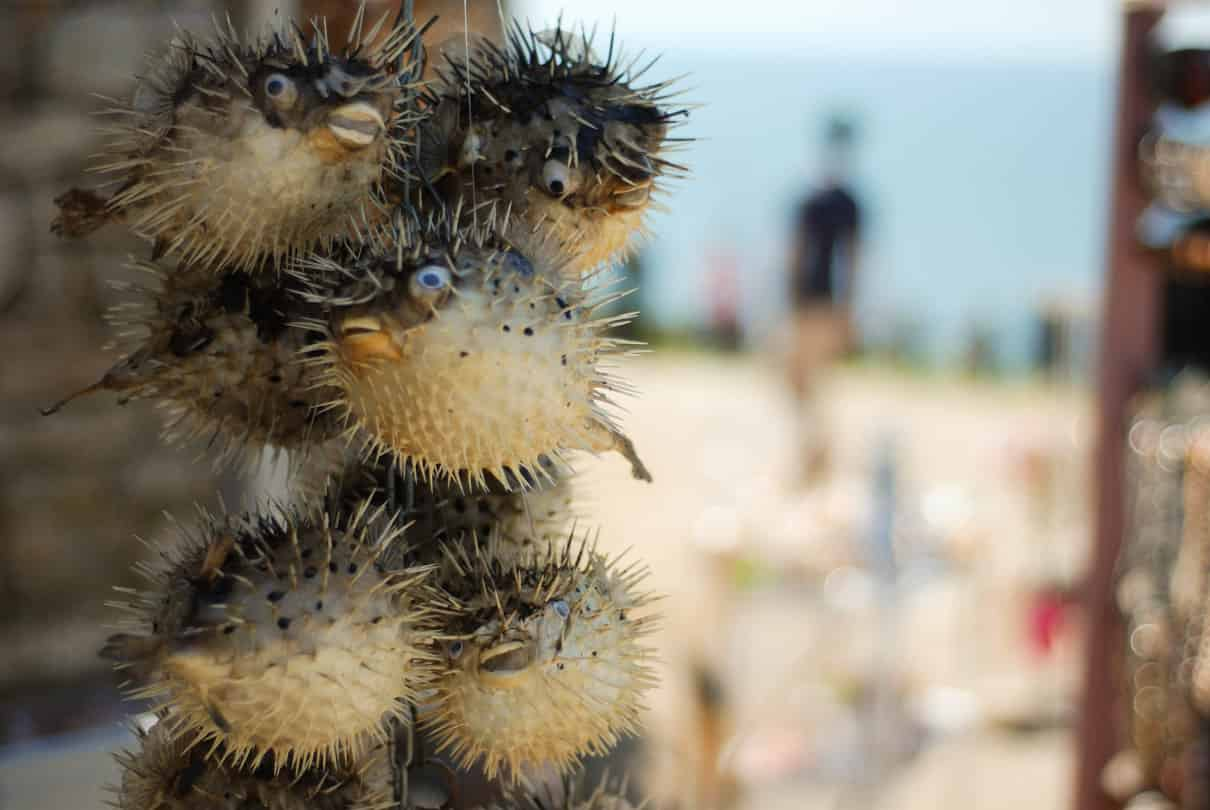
[422,541,658,781]
[332,263,626,487]
[104,505,438,774]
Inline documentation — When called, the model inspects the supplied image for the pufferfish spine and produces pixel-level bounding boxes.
[46,261,340,469]
[421,535,659,782]
[415,22,690,277]
[296,209,652,490]
[477,774,645,810]
[395,467,578,567]
[102,502,440,773]
[112,720,394,810]
[52,5,425,271]
[309,453,578,568]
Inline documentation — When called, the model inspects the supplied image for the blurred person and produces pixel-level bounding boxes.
[706,242,742,351]
[785,116,863,485]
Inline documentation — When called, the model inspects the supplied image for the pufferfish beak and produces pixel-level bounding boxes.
[326,102,385,150]
[477,639,537,688]
[338,316,402,363]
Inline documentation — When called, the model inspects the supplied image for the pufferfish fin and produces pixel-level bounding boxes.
[50,187,118,238]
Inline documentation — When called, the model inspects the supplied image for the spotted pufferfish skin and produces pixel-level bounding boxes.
[101,502,440,774]
[50,261,340,469]
[297,211,652,490]
[305,452,579,569]
[113,720,394,810]
[52,4,424,272]
[420,536,659,783]
[413,22,690,277]
[475,774,644,810]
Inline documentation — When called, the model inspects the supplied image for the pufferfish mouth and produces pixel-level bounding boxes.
[327,102,385,150]
[337,316,401,363]
[476,639,538,688]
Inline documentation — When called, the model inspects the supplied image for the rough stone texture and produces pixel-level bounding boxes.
[0,0,233,745]
[0,0,504,749]
[38,4,214,103]
[0,104,96,181]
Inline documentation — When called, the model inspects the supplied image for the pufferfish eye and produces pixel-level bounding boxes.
[408,264,452,304]
[264,73,298,107]
[541,159,574,197]
[448,640,464,659]
[551,599,571,620]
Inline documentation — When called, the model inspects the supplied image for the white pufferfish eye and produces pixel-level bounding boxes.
[408,264,451,304]
[264,73,298,107]
[551,599,570,620]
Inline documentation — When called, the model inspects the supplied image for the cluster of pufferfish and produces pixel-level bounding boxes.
[47,5,689,809]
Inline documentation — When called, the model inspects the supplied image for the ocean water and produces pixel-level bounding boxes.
[630,50,1115,367]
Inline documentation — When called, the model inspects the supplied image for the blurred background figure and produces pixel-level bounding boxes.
[786,116,863,486]
[705,241,743,351]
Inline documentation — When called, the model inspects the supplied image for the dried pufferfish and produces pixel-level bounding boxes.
[102,502,439,773]
[422,536,659,782]
[477,774,644,810]
[416,22,690,277]
[298,210,652,489]
[113,720,394,810]
[53,5,424,271]
[44,261,338,469]
[311,453,578,568]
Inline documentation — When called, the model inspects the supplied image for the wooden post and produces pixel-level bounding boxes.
[1075,4,1165,810]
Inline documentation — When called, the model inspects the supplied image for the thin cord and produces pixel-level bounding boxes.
[464,0,478,231]
[396,11,416,809]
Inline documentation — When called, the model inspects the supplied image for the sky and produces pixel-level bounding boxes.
[509,0,1121,362]
[518,0,1119,64]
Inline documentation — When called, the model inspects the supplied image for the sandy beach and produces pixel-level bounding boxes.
[0,355,1090,809]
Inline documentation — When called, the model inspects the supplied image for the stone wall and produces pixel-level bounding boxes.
[0,0,508,746]
[0,0,241,744]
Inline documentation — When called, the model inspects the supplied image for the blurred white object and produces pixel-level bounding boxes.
[920,484,974,537]
[1138,201,1200,248]
[132,711,159,735]
[691,505,742,554]
[823,566,876,613]
[1154,6,1210,54]
[912,686,980,735]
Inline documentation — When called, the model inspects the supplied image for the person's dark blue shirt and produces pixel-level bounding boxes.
[794,185,860,304]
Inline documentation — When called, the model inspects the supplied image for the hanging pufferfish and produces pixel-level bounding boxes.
[101,501,440,774]
[485,774,648,810]
[113,720,394,810]
[52,4,426,271]
[41,262,341,469]
[412,22,690,277]
[297,206,652,490]
[309,451,579,568]
[421,535,659,783]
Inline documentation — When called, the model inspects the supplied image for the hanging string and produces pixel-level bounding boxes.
[464,0,478,231]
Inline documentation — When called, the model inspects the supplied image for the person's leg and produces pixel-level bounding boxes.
[785,307,812,404]
[807,306,849,481]
[790,304,842,486]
